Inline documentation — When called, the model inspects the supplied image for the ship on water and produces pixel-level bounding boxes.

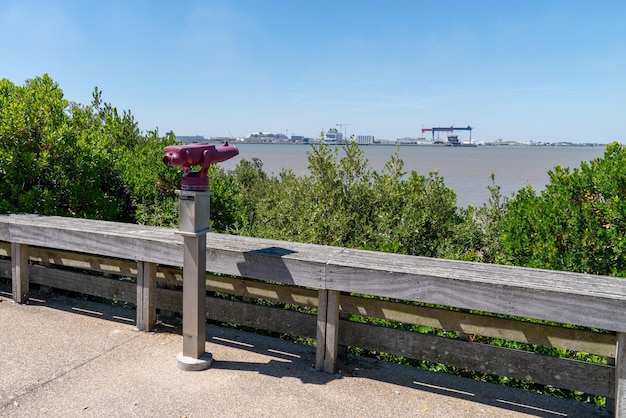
[445,135,477,147]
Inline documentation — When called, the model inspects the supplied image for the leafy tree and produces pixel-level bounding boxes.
[443,173,508,263]
[113,129,179,226]
[0,75,131,220]
[227,157,268,232]
[369,169,460,256]
[499,142,626,277]
[229,139,476,258]
[205,164,246,232]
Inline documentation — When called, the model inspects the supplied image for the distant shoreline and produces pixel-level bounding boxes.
[195,135,609,148]
[218,141,608,148]
[215,142,607,207]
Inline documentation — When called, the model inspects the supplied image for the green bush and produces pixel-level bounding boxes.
[228,140,484,258]
[0,75,131,220]
[499,142,626,277]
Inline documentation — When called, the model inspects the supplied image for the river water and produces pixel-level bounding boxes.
[218,144,606,207]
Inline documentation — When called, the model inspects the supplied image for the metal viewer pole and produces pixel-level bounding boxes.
[162,141,239,370]
[175,189,214,371]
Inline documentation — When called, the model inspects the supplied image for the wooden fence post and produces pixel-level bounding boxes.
[315,289,340,373]
[615,332,626,417]
[315,289,328,371]
[136,261,157,331]
[11,243,29,303]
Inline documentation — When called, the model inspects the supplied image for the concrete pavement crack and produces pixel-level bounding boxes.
[1,331,143,408]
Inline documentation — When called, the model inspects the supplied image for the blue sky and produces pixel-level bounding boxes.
[2,1,625,143]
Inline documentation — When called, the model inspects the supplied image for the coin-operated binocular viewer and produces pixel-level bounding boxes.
[163,142,239,191]
[163,142,239,370]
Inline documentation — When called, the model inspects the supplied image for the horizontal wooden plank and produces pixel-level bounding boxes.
[154,266,183,287]
[4,248,318,312]
[0,215,338,288]
[0,258,10,279]
[12,252,613,356]
[0,224,7,246]
[155,287,182,313]
[340,320,614,397]
[340,295,616,357]
[206,276,319,307]
[207,297,317,339]
[5,214,626,326]
[24,246,618,355]
[330,248,626,297]
[327,248,626,333]
[29,247,138,277]
[156,266,319,307]
[205,233,341,289]
[1,215,182,266]
[155,287,317,339]
[29,264,136,305]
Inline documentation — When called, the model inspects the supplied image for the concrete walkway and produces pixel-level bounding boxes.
[0,284,608,418]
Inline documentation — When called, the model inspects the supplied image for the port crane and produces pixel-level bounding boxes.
[421,125,473,142]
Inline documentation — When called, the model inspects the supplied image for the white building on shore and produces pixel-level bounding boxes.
[325,128,342,143]
[355,135,374,145]
[244,132,289,143]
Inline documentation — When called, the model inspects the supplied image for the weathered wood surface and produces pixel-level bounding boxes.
[326,248,626,333]
[0,252,320,309]
[28,263,136,304]
[156,288,317,339]
[4,214,626,332]
[339,320,614,397]
[4,244,321,307]
[316,290,340,373]
[3,249,613,359]
[616,333,626,415]
[11,243,29,303]
[205,234,342,289]
[0,214,181,265]
[136,261,157,331]
[0,214,340,289]
[29,247,138,277]
[339,295,616,357]
[0,258,10,279]
[205,274,319,307]
[206,296,317,339]
[6,242,319,307]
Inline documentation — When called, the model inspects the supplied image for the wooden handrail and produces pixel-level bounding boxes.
[2,213,626,415]
[3,214,626,331]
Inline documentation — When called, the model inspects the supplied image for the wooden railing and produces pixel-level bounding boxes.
[1,213,626,415]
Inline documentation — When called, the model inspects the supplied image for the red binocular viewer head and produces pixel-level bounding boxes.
[162,141,239,191]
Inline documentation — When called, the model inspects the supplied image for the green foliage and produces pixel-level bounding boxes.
[229,140,479,258]
[444,173,508,262]
[206,164,246,232]
[499,142,626,277]
[225,157,268,233]
[0,75,132,220]
[114,129,179,226]
[0,74,248,230]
